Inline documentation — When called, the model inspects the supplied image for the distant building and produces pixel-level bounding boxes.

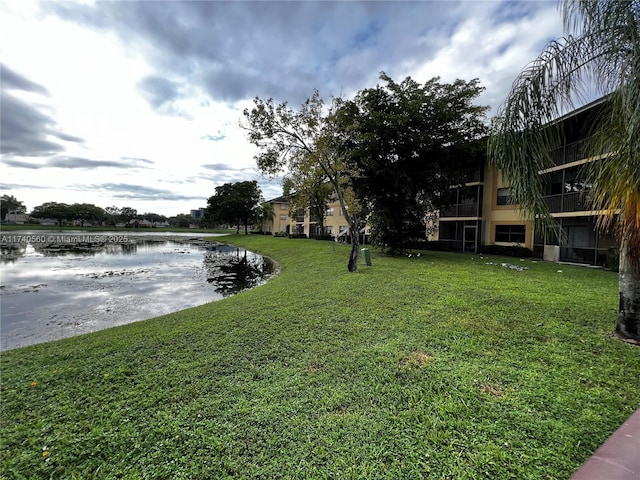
[190,208,207,219]
[4,213,29,224]
[38,218,58,226]
[128,219,153,228]
[262,195,358,240]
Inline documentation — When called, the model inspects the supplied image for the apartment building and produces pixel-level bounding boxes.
[434,97,616,266]
[262,195,351,239]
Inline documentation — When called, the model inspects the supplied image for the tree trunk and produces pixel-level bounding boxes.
[348,226,360,272]
[616,244,640,344]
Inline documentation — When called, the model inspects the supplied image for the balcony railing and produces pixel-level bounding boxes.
[550,140,589,167]
[440,203,480,218]
[543,192,590,213]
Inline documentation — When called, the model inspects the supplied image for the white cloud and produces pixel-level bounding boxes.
[410,2,563,113]
[1,0,567,216]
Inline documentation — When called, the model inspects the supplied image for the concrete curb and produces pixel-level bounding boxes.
[570,409,640,480]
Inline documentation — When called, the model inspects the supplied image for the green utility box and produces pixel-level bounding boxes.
[361,248,372,266]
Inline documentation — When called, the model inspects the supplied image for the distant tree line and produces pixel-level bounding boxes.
[0,195,199,228]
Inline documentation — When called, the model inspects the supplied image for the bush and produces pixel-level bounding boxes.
[479,244,533,258]
[313,234,334,241]
[274,232,288,238]
[607,247,620,272]
[395,239,444,251]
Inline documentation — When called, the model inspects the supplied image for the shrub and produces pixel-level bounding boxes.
[607,247,620,272]
[479,244,533,258]
[313,234,334,241]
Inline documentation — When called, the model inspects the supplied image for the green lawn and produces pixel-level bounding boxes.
[1,235,638,479]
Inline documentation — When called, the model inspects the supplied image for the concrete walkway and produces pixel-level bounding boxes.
[569,408,640,480]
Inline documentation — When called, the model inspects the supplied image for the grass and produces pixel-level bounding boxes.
[1,235,638,479]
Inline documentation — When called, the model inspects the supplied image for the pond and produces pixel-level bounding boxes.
[0,232,276,351]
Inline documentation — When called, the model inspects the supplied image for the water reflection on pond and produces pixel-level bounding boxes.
[0,236,275,351]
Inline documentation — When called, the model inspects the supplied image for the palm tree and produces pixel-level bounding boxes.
[258,201,275,233]
[488,0,639,343]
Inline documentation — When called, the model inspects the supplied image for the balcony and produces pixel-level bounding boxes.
[550,140,587,167]
[440,203,481,218]
[543,192,590,213]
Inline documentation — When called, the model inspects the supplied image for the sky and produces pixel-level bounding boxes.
[1,0,566,217]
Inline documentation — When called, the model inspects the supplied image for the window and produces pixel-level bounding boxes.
[439,222,459,240]
[280,215,287,221]
[280,203,287,210]
[495,225,526,243]
[497,188,512,206]
[326,208,334,216]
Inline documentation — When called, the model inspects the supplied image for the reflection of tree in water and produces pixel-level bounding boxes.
[1,241,147,261]
[1,244,27,263]
[30,242,139,257]
[203,247,274,296]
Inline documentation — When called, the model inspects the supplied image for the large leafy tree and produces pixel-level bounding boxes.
[69,203,105,227]
[243,92,367,272]
[1,194,26,220]
[488,0,639,343]
[207,181,262,234]
[336,74,489,252]
[119,207,138,223]
[168,213,192,228]
[104,206,121,225]
[30,202,71,225]
[142,212,167,224]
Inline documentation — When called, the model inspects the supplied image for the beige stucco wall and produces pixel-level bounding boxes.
[265,198,349,237]
[482,165,534,249]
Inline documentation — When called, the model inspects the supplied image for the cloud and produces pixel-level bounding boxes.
[0,91,84,157]
[1,63,50,95]
[1,158,43,169]
[48,156,144,169]
[89,183,204,201]
[5,1,568,216]
[121,157,155,166]
[201,163,244,172]
[201,131,226,142]
[1,156,153,170]
[0,183,50,190]
[137,75,180,108]
[410,2,562,114]
[136,75,192,118]
[0,64,84,157]
[43,1,467,104]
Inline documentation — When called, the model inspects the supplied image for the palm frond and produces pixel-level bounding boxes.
[490,0,640,265]
[488,34,599,235]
